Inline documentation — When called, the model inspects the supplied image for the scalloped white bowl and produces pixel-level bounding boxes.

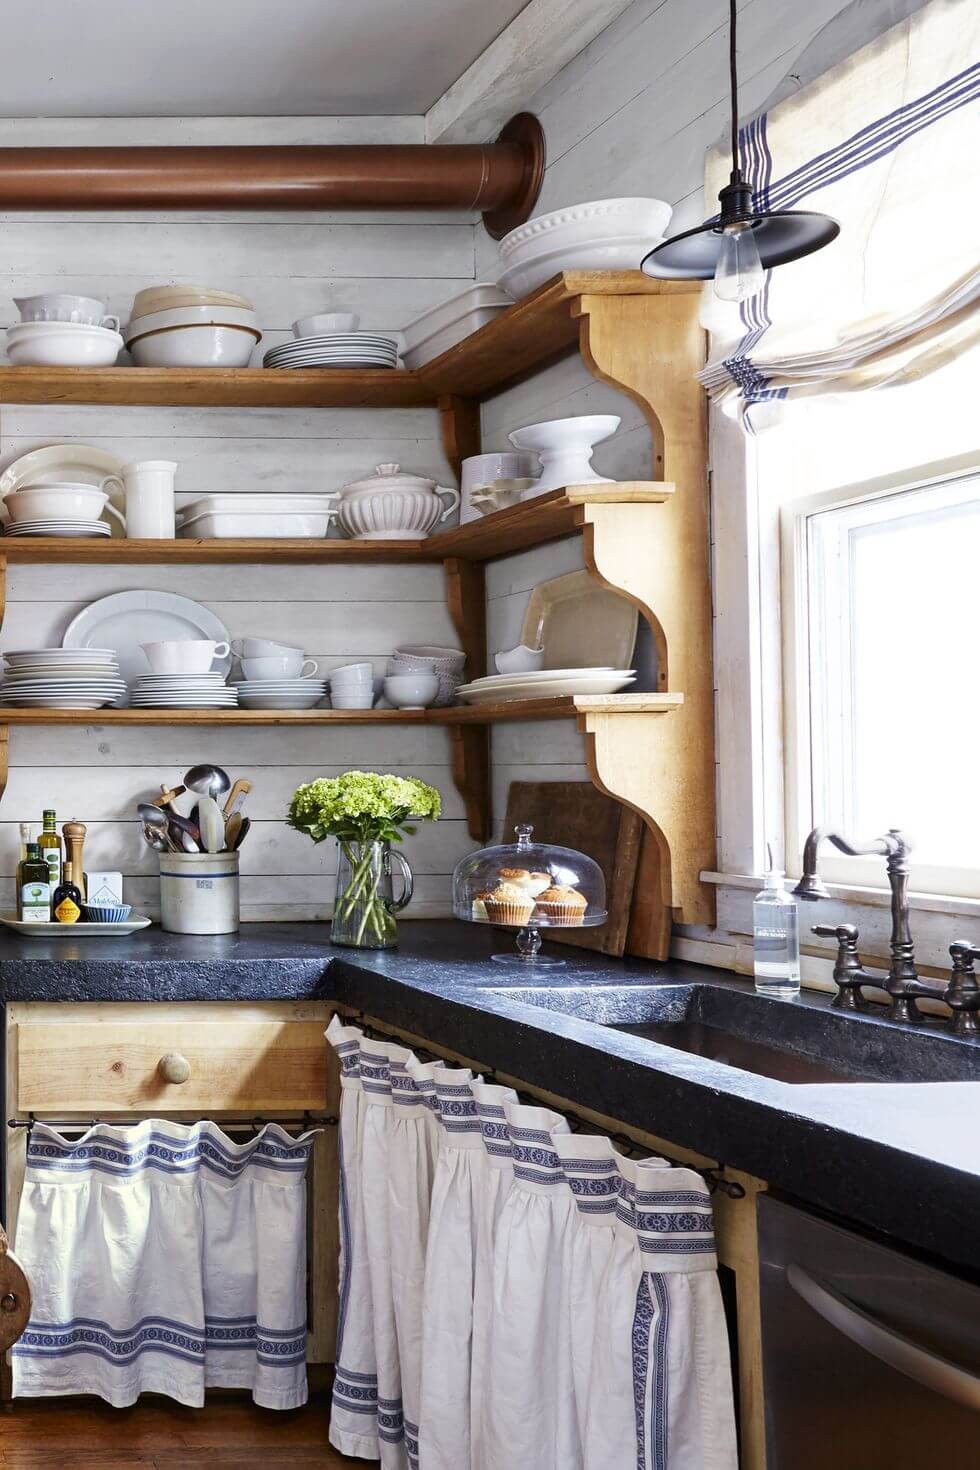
[499,197,672,258]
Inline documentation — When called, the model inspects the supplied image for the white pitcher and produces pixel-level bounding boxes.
[122,460,177,539]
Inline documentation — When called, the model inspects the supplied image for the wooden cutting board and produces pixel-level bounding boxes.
[503,781,644,956]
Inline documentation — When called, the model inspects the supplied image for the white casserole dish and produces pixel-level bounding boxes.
[177,492,339,521]
[177,502,339,539]
[401,284,512,367]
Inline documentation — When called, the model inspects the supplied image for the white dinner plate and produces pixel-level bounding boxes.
[63,591,232,697]
[6,647,117,660]
[0,913,152,938]
[0,696,125,708]
[132,676,228,686]
[458,666,625,690]
[4,521,112,537]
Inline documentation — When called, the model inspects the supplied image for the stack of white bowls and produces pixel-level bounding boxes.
[496,197,673,299]
[233,640,327,710]
[387,645,466,707]
[328,662,380,710]
[7,293,123,366]
[2,479,123,539]
[125,286,261,367]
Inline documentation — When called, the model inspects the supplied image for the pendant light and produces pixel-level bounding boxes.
[642,0,839,301]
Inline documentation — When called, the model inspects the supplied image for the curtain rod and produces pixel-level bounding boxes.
[7,1112,338,1136]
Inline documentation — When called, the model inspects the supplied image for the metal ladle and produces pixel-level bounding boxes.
[184,764,231,801]
[138,803,179,853]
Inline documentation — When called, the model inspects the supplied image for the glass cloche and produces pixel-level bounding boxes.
[452,823,607,966]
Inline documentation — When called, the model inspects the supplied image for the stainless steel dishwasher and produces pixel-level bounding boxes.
[757,1194,980,1466]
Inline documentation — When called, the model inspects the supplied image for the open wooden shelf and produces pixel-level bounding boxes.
[0,484,673,565]
[0,273,697,409]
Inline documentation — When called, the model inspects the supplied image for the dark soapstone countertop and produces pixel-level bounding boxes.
[0,919,977,1275]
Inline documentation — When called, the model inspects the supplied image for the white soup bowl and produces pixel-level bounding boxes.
[383,673,439,710]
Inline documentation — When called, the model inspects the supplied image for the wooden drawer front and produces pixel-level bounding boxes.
[16,1020,327,1113]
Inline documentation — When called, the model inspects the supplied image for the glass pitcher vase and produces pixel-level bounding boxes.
[331,839,414,949]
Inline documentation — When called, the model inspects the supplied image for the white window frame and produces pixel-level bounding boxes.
[779,450,980,896]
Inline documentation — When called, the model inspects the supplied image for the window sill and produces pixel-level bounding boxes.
[700,871,980,920]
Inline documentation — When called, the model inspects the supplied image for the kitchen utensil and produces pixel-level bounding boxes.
[167,811,202,852]
[64,590,232,692]
[502,782,643,957]
[142,639,230,675]
[337,463,460,540]
[183,764,231,800]
[5,320,123,367]
[293,312,359,336]
[401,284,511,368]
[521,568,639,670]
[0,914,151,937]
[141,824,170,853]
[241,654,318,680]
[197,796,226,855]
[81,904,132,923]
[222,779,252,817]
[383,672,439,709]
[224,811,243,849]
[121,461,177,539]
[15,292,117,327]
[127,323,259,367]
[158,784,186,808]
[508,415,620,494]
[231,817,251,851]
[138,804,178,851]
[4,481,125,526]
[495,644,546,674]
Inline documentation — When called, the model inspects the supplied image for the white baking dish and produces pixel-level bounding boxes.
[401,284,512,368]
[178,493,340,521]
[178,510,337,539]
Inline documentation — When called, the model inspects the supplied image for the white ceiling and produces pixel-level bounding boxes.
[1,0,532,116]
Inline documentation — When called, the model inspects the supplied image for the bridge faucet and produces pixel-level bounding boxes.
[793,827,941,1023]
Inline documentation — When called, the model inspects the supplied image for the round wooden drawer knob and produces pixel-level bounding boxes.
[159,1052,191,1084]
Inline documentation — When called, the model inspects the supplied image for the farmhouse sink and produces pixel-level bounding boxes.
[487,982,980,1084]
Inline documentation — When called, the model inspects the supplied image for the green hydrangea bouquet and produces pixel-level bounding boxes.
[287,771,441,948]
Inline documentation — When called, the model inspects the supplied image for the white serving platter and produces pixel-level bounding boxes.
[63,590,232,693]
[457,673,637,703]
[0,914,152,938]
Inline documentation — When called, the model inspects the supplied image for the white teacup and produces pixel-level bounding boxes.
[329,662,373,685]
[330,688,375,710]
[232,638,302,659]
[242,654,318,680]
[142,639,230,674]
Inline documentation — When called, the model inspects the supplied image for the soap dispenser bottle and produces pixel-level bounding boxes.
[753,847,801,998]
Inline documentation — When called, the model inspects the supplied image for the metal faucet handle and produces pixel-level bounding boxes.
[945,940,980,1036]
[813,923,868,1010]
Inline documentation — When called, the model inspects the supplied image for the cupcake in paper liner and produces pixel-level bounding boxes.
[484,880,536,926]
[536,884,588,926]
[497,866,553,898]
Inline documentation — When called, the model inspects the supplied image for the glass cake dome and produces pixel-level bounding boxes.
[452,823,607,966]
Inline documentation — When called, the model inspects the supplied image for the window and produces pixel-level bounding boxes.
[781,458,980,898]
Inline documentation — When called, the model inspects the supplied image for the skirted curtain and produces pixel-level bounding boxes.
[326,1016,737,1470]
[11,1119,315,1409]
[699,0,980,426]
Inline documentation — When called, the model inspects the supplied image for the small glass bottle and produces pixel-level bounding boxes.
[52,860,84,924]
[16,822,34,919]
[38,808,63,900]
[20,843,52,924]
[753,856,801,998]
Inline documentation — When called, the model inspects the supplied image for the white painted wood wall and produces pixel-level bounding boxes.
[0,0,856,921]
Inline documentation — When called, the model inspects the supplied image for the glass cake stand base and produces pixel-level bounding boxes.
[490,924,567,967]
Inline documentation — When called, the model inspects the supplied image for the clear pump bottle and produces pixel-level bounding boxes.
[753,850,801,998]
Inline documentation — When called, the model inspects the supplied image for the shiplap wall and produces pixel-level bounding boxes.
[480,0,853,859]
[0,116,473,919]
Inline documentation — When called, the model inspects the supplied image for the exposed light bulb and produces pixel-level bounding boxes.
[714,221,764,302]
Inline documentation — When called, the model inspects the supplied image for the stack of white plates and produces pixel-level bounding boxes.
[263,334,399,370]
[0,648,125,708]
[4,518,112,538]
[234,679,327,710]
[130,672,238,708]
[455,668,637,703]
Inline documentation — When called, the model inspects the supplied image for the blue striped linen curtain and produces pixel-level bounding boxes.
[698,0,980,427]
[11,1119,315,1408]
[326,1016,737,1470]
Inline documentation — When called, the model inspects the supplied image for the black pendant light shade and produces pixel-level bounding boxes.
[642,0,839,288]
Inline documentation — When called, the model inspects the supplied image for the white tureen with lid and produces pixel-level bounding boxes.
[337,463,461,540]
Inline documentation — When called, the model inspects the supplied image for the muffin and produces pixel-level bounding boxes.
[472,890,494,922]
[484,880,536,926]
[498,866,552,898]
[536,884,588,926]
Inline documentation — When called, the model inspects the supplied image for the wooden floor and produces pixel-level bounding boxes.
[0,1393,367,1467]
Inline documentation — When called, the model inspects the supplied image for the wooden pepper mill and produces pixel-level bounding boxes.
[63,820,88,901]
[0,1223,30,1352]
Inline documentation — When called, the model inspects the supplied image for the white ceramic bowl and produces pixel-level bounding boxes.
[128,324,258,368]
[499,198,673,258]
[337,488,449,540]
[125,304,260,339]
[392,645,466,672]
[237,689,325,710]
[232,638,302,659]
[242,655,318,680]
[15,292,116,327]
[142,639,230,674]
[330,688,375,710]
[293,312,359,337]
[509,414,620,494]
[4,483,113,523]
[6,320,123,367]
[497,237,669,299]
[383,672,439,709]
[132,285,253,316]
[495,644,546,674]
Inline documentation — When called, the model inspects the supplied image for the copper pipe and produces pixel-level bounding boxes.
[0,114,544,234]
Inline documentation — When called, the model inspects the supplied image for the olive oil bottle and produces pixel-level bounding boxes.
[16,821,34,918]
[52,860,83,924]
[38,809,63,901]
[20,843,51,923]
